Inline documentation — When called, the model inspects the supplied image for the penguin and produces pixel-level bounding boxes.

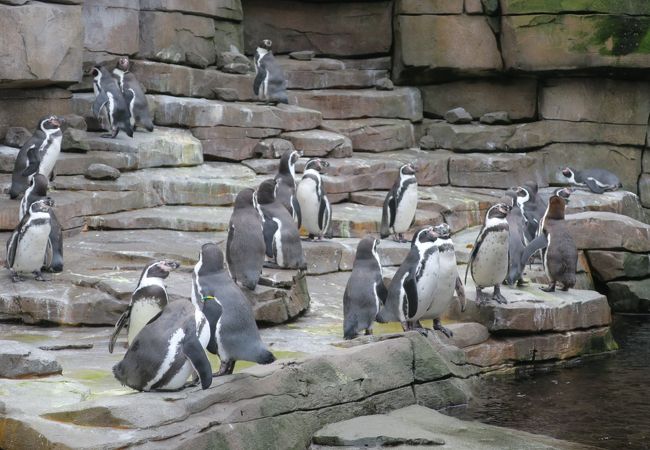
[192,243,275,376]
[5,198,53,282]
[9,115,63,199]
[296,158,331,240]
[112,56,154,132]
[376,226,440,332]
[380,163,418,243]
[561,166,622,194]
[465,203,511,305]
[108,260,180,353]
[515,181,545,243]
[19,174,64,273]
[112,298,212,391]
[343,236,387,339]
[90,65,134,139]
[275,149,303,225]
[253,39,289,104]
[257,179,306,270]
[523,192,577,292]
[418,223,466,338]
[226,188,266,290]
[503,190,527,287]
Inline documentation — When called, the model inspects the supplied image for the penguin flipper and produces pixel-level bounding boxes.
[5,230,19,269]
[403,275,419,320]
[521,234,548,266]
[21,145,40,177]
[92,92,109,118]
[584,177,606,194]
[318,197,329,234]
[262,217,278,258]
[380,192,394,238]
[183,336,212,390]
[375,278,388,304]
[108,308,130,353]
[465,228,484,284]
[253,66,266,96]
[292,196,302,228]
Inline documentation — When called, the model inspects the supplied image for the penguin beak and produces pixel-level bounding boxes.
[50,116,62,128]
[162,260,180,271]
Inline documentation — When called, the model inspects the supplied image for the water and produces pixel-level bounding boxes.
[449,315,650,449]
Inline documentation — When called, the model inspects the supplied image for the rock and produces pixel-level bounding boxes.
[302,241,344,275]
[290,50,315,61]
[396,0,463,14]
[607,279,650,313]
[138,11,216,68]
[219,50,252,70]
[246,271,310,324]
[321,119,414,153]
[565,212,650,253]
[420,79,537,121]
[192,126,281,161]
[0,88,73,141]
[0,2,83,88]
[221,63,250,75]
[280,57,389,90]
[139,0,243,21]
[85,164,120,181]
[500,0,650,14]
[449,152,547,189]
[480,111,511,125]
[587,251,650,282]
[465,0,484,14]
[61,114,86,131]
[502,15,650,73]
[281,130,353,158]
[330,203,441,238]
[445,322,490,348]
[640,174,650,208]
[375,77,394,91]
[393,14,502,84]
[253,138,294,159]
[82,0,139,64]
[3,127,31,148]
[444,107,473,124]
[288,88,423,121]
[243,0,392,57]
[0,341,62,378]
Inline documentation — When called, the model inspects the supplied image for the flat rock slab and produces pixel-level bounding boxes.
[565,212,650,253]
[586,250,650,282]
[0,340,62,378]
[192,126,281,161]
[449,152,547,189]
[322,118,415,152]
[279,56,389,90]
[289,88,423,121]
[282,129,353,158]
[312,404,594,449]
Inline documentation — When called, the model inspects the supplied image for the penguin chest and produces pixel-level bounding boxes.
[423,251,457,319]
[12,223,51,273]
[38,135,62,178]
[472,230,509,287]
[297,179,321,233]
[272,217,285,266]
[127,298,164,345]
[393,183,418,233]
[413,251,439,318]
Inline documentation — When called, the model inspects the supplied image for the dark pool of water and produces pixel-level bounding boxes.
[449,315,650,449]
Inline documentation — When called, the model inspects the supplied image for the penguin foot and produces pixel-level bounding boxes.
[560,285,570,292]
[434,319,453,338]
[415,328,430,337]
[540,282,556,292]
[100,133,115,139]
[214,360,236,377]
[400,321,411,332]
[33,271,49,282]
[364,328,373,336]
[475,288,490,305]
[10,271,23,283]
[263,261,281,269]
[516,278,528,287]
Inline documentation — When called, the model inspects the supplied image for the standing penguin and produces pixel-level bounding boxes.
[227,188,266,290]
[465,203,511,304]
[9,115,63,199]
[380,163,418,243]
[343,237,387,339]
[112,298,212,391]
[108,260,180,353]
[561,167,622,194]
[296,158,331,240]
[253,39,289,104]
[19,174,64,273]
[5,199,53,282]
[418,223,466,338]
[515,181,545,243]
[91,65,134,139]
[257,179,306,269]
[192,243,275,376]
[504,190,527,287]
[112,57,154,133]
[376,226,440,332]
[275,149,302,225]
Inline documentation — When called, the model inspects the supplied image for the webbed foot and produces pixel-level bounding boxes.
[540,282,556,292]
[434,319,453,338]
[213,360,236,377]
[492,285,507,304]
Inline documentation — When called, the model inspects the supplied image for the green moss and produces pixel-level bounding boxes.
[207,350,305,373]
[505,0,650,15]
[592,16,650,55]
[3,333,50,344]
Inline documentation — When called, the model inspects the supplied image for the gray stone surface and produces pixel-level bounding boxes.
[607,279,650,313]
[449,152,547,189]
[192,126,281,161]
[480,111,511,125]
[281,130,353,158]
[565,212,650,253]
[587,251,650,282]
[0,88,73,141]
[321,119,415,152]
[0,341,62,378]
[280,57,390,90]
[139,0,242,21]
[3,127,31,148]
[290,50,315,61]
[445,107,473,124]
[85,164,120,181]
[82,0,139,64]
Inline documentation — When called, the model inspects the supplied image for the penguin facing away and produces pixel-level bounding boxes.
[9,115,63,199]
[503,190,528,287]
[91,65,134,139]
[253,39,289,104]
[112,298,212,391]
[380,163,418,243]
[465,203,511,305]
[257,178,306,270]
[275,149,303,225]
[20,174,64,273]
[227,188,266,290]
[296,158,331,240]
[515,181,545,244]
[561,166,622,194]
[377,226,440,332]
[108,260,180,353]
[192,243,275,376]
[112,56,154,132]
[343,236,387,339]
[5,198,53,282]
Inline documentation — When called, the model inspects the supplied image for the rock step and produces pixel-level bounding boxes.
[321,118,416,153]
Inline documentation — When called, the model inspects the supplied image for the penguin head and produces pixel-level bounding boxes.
[433,223,451,239]
[411,226,438,247]
[260,39,273,50]
[234,188,256,210]
[39,115,62,133]
[400,163,416,178]
[561,167,575,179]
[117,56,130,72]
[547,195,567,220]
[199,243,225,273]
[30,174,49,196]
[304,158,329,173]
[515,186,530,204]
[486,203,511,220]
[29,198,53,214]
[356,236,379,260]
[257,179,277,204]
[90,66,103,81]
[554,187,573,203]
[140,260,179,282]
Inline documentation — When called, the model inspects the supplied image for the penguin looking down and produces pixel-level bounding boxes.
[343,236,387,339]
[380,163,418,243]
[253,39,289,104]
[227,188,266,290]
[112,57,154,133]
[9,115,63,199]
[296,158,331,240]
[192,243,275,376]
[91,65,134,139]
[465,203,511,305]
[275,149,303,225]
[5,198,54,283]
[561,167,622,194]
[108,260,180,353]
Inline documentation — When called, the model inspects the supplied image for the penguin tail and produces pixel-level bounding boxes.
[258,349,276,365]
[343,319,358,340]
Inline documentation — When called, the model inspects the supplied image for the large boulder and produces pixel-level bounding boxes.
[139,0,243,21]
[587,250,650,282]
[565,212,650,253]
[192,126,280,161]
[606,279,650,313]
[322,118,415,153]
[501,0,650,15]
[640,174,650,208]
[0,2,83,88]
[281,130,353,158]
